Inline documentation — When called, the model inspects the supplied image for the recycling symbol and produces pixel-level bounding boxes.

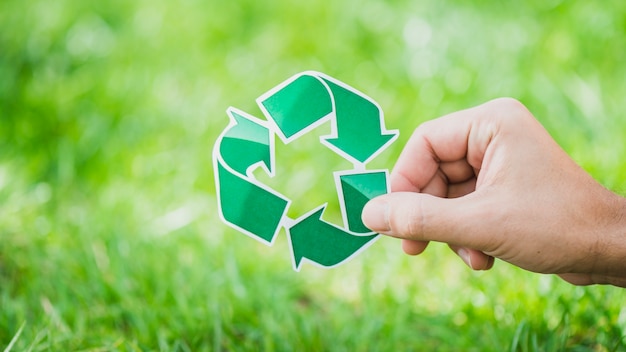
[213,71,398,271]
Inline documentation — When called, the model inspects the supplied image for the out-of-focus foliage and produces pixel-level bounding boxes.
[1,0,625,350]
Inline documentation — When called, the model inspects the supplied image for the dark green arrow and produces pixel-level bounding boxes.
[321,79,398,165]
[288,206,378,270]
[216,160,288,244]
[339,171,389,233]
[220,108,272,175]
[215,108,288,244]
[259,74,332,140]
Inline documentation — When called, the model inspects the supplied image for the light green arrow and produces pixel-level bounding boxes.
[214,108,289,244]
[338,171,389,233]
[321,79,398,165]
[288,206,378,271]
[258,74,332,141]
[220,108,273,175]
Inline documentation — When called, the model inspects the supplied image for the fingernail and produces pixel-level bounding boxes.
[361,200,390,232]
[458,248,473,269]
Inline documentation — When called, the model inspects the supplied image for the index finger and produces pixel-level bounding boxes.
[391,102,491,194]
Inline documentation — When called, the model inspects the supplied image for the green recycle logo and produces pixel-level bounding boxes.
[213,71,398,271]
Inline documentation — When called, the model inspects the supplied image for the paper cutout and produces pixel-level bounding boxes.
[213,71,398,271]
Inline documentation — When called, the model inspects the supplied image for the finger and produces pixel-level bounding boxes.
[419,169,448,198]
[391,104,486,193]
[558,273,594,286]
[450,245,494,271]
[402,162,477,198]
[401,239,429,255]
[447,178,477,198]
[559,273,626,287]
[485,255,495,270]
[362,191,493,252]
[419,173,476,199]
[391,158,475,195]
[439,159,476,184]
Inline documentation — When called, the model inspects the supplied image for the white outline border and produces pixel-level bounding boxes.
[256,71,399,169]
[284,204,380,272]
[212,107,291,246]
[334,168,390,234]
[214,71,399,271]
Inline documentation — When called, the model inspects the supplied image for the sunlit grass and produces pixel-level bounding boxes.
[2,0,626,350]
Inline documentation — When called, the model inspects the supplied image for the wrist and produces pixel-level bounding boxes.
[594,191,626,277]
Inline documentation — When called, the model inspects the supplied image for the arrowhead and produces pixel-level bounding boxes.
[324,132,397,164]
[288,205,378,271]
[220,108,273,175]
[319,78,398,164]
[290,207,325,269]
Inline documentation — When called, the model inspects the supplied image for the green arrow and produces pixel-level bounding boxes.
[288,206,378,271]
[321,79,398,165]
[258,74,332,141]
[338,171,389,233]
[214,107,289,244]
[214,71,399,270]
[220,107,273,176]
[215,159,289,245]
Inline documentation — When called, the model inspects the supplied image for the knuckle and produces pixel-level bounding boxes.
[491,97,525,111]
[388,197,427,240]
[492,97,531,121]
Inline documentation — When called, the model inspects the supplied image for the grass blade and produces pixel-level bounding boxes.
[3,321,26,352]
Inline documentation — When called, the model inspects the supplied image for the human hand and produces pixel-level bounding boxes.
[362,98,626,287]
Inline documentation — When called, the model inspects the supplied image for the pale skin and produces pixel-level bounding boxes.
[361,98,626,287]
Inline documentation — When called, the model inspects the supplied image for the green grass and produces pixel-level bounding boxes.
[2,0,626,350]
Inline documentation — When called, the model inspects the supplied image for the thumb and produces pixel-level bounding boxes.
[361,192,490,250]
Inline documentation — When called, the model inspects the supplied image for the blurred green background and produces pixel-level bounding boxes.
[2,0,626,350]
